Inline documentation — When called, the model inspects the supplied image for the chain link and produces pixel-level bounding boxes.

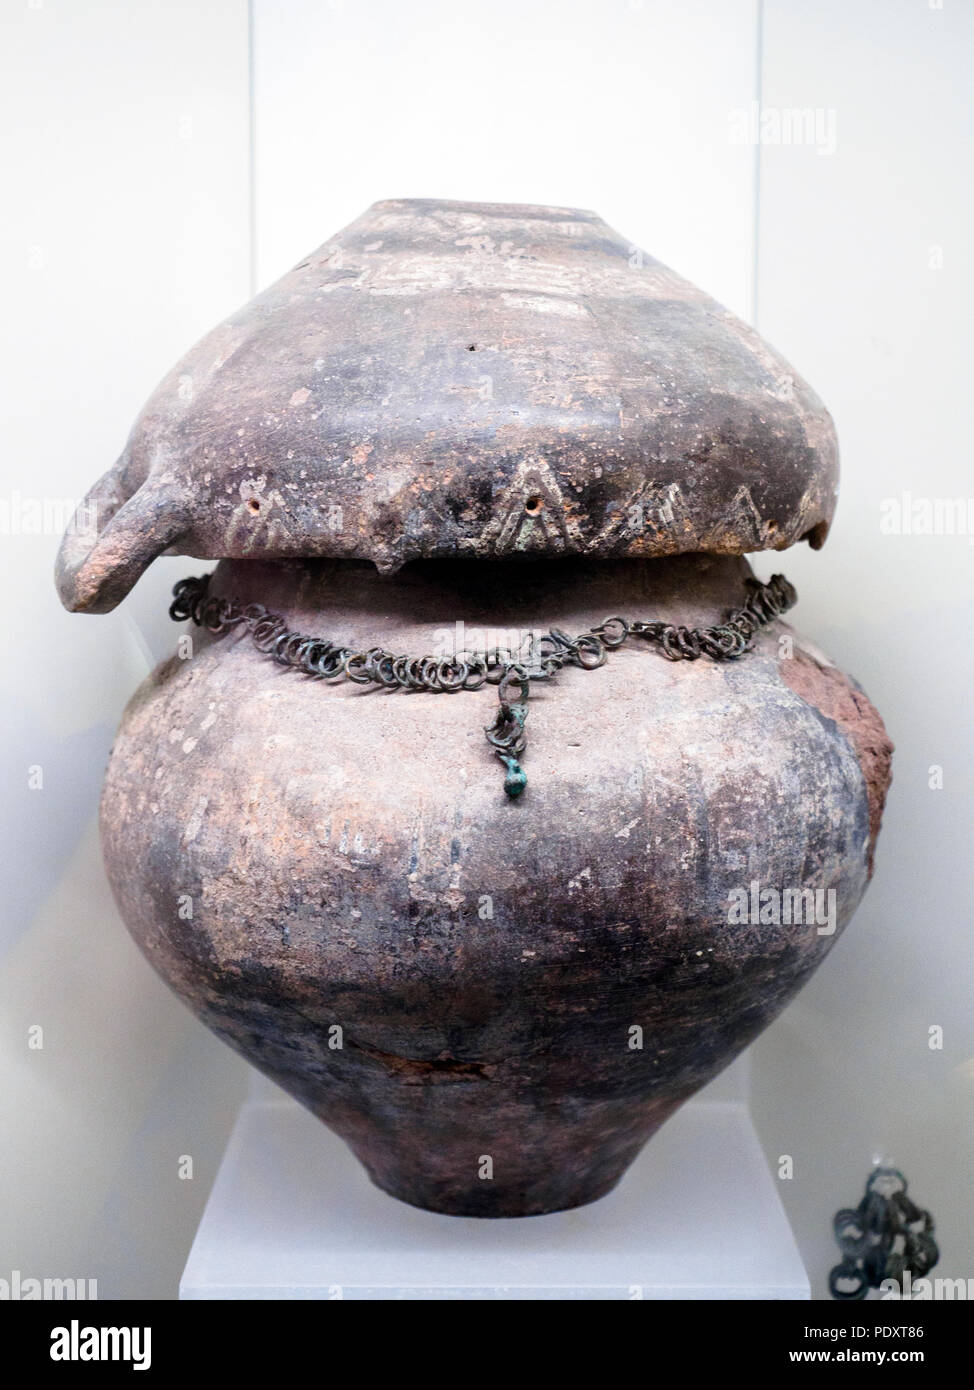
[170,571,797,798]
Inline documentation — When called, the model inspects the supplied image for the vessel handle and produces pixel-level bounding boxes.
[54,456,191,613]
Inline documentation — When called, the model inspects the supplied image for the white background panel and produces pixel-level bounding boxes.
[750,0,974,1295]
[0,0,251,1298]
[252,0,759,318]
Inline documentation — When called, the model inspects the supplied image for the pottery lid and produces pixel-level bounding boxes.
[56,198,837,612]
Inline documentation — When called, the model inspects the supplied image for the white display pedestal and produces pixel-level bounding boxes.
[180,1094,809,1300]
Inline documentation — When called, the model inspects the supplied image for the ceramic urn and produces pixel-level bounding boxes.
[57,200,892,1217]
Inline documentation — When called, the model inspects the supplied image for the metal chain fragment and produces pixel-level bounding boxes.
[170,572,796,799]
[829,1167,938,1300]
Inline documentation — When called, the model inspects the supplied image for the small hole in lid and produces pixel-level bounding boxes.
[247,497,261,514]
[524,494,544,516]
[467,343,477,351]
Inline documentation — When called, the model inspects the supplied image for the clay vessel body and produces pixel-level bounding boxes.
[101,554,891,1216]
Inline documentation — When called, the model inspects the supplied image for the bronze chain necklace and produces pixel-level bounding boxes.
[170,572,797,798]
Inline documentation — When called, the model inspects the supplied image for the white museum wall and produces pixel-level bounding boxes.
[0,0,252,1298]
[749,0,974,1298]
[251,0,760,318]
[0,0,968,1298]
